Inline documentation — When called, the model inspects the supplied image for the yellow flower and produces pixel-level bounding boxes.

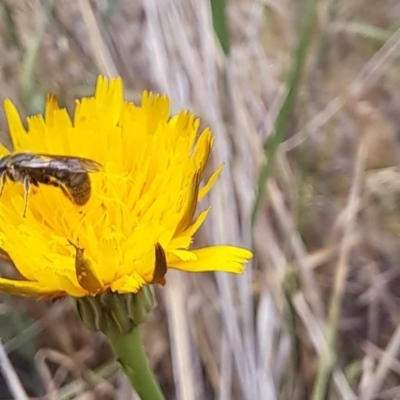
[0,76,253,298]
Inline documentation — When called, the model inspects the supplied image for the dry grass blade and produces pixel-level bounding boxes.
[0,339,30,400]
[218,336,232,400]
[361,325,400,399]
[282,24,400,152]
[331,20,393,43]
[268,180,324,320]
[293,293,357,400]
[19,1,48,113]
[77,0,118,77]
[363,342,400,377]
[311,138,368,400]
[164,273,197,400]
[55,362,120,400]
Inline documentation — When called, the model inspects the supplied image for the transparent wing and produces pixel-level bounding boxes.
[15,154,101,173]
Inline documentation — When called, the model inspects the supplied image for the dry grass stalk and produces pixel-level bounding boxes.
[0,339,30,400]
[311,138,367,399]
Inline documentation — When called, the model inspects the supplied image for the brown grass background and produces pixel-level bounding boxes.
[1,0,400,399]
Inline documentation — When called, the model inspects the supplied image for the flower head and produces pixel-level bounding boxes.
[0,76,252,298]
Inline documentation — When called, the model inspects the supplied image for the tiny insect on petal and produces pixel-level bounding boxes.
[68,240,103,295]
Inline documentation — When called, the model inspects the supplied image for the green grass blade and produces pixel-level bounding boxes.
[209,0,231,55]
[252,0,318,225]
[1,3,22,49]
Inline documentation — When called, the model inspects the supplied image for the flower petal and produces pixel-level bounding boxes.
[198,164,223,201]
[45,93,60,125]
[110,272,146,294]
[192,128,214,177]
[0,143,10,156]
[169,207,210,249]
[95,76,123,126]
[0,277,60,297]
[167,249,197,263]
[175,171,201,235]
[4,99,28,150]
[168,246,253,274]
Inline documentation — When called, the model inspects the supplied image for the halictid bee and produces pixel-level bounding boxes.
[0,152,102,217]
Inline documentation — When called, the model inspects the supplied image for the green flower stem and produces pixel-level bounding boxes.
[105,326,166,400]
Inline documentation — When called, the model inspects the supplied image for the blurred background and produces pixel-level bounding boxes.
[1,0,400,399]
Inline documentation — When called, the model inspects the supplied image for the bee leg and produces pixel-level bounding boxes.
[0,171,6,197]
[22,176,31,218]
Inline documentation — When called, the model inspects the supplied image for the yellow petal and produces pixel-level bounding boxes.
[141,91,170,134]
[110,272,146,294]
[0,143,10,156]
[169,207,210,249]
[198,164,223,201]
[0,278,59,297]
[186,207,210,237]
[168,246,253,274]
[192,128,214,177]
[95,76,123,126]
[175,171,201,235]
[167,249,197,263]
[4,99,28,150]
[26,115,47,151]
[45,93,60,125]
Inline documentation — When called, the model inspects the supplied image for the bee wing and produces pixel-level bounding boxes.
[16,154,101,173]
[71,158,102,172]
[14,155,52,169]
[46,155,101,172]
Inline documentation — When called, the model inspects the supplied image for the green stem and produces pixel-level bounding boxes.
[105,327,166,400]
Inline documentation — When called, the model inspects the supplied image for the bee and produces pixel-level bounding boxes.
[0,152,101,217]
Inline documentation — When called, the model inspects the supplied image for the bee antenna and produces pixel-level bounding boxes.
[67,238,81,250]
